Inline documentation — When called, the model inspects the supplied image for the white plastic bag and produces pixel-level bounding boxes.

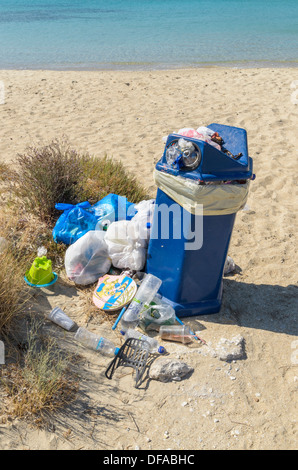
[64,230,111,285]
[196,126,221,150]
[196,126,214,139]
[130,199,155,243]
[104,200,155,271]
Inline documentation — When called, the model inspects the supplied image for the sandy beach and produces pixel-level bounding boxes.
[0,67,297,450]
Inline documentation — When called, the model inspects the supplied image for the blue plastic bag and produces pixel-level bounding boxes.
[52,194,136,245]
[53,201,97,245]
[90,194,136,229]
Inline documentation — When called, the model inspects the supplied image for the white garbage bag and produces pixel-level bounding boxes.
[64,230,111,285]
[104,199,155,271]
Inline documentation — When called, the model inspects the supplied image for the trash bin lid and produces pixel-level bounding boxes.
[156,123,253,182]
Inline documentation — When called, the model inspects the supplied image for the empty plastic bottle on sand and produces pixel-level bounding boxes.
[74,327,120,356]
[121,273,162,330]
[159,324,196,344]
[120,329,165,354]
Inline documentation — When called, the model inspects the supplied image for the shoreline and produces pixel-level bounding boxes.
[0,61,297,73]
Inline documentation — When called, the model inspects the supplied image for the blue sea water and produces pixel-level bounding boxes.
[0,0,297,70]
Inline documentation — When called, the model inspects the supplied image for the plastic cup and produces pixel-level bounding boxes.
[47,307,76,331]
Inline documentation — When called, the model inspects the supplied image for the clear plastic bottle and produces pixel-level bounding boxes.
[121,273,162,330]
[74,327,120,356]
[120,329,165,354]
[159,324,196,344]
[166,144,181,165]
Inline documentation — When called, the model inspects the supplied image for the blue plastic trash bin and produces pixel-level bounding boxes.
[146,123,254,318]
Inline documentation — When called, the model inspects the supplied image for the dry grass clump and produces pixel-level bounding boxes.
[0,249,29,333]
[0,211,34,333]
[14,138,85,222]
[0,162,13,182]
[1,320,79,424]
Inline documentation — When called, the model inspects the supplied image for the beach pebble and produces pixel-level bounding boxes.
[215,335,246,362]
[149,357,194,383]
[224,256,236,274]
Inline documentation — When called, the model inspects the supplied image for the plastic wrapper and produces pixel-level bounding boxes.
[196,126,222,150]
[177,128,201,138]
[139,297,176,332]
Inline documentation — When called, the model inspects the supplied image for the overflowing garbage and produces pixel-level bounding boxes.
[45,272,206,387]
[25,123,254,388]
[165,126,245,172]
[52,194,136,245]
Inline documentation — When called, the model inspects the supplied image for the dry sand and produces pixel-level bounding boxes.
[0,67,297,451]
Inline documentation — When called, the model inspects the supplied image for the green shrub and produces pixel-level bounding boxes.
[79,155,149,205]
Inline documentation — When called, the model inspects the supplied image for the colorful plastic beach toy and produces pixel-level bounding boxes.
[24,256,58,288]
[93,273,137,312]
